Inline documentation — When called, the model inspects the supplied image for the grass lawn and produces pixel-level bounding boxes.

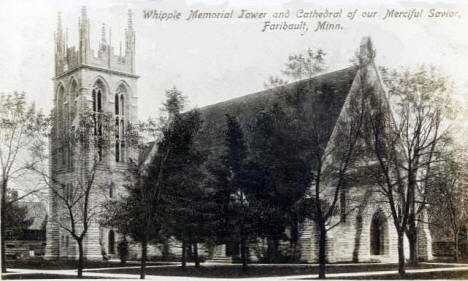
[2,273,116,280]
[5,259,170,270]
[95,263,458,278]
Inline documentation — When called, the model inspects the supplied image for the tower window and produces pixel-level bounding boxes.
[115,94,119,115]
[115,84,127,162]
[57,85,67,168]
[120,95,124,115]
[70,79,78,122]
[115,139,120,162]
[92,85,103,136]
[92,81,105,161]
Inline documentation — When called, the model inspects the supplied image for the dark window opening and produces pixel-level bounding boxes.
[115,94,119,115]
[370,211,386,255]
[115,141,120,162]
[108,230,115,255]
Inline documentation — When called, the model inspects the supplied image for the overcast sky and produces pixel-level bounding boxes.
[1,0,468,121]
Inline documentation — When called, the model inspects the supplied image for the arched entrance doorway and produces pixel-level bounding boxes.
[370,210,387,255]
[108,230,115,255]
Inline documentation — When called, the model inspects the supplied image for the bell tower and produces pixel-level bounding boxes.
[45,7,139,260]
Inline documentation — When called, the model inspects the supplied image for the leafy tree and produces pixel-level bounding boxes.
[209,114,260,270]
[0,92,47,273]
[102,159,164,279]
[117,236,129,264]
[249,49,327,262]
[4,189,34,238]
[429,146,468,261]
[102,110,169,279]
[103,88,212,275]
[163,110,207,265]
[248,105,311,262]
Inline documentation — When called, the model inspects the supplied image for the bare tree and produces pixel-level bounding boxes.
[380,66,452,265]
[363,94,409,277]
[362,67,448,277]
[32,109,120,277]
[0,92,47,273]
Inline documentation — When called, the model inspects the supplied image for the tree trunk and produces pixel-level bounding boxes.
[272,237,280,262]
[240,236,248,271]
[193,243,200,268]
[407,171,419,266]
[318,223,327,279]
[397,232,406,278]
[407,220,418,265]
[1,180,7,273]
[77,239,84,278]
[140,239,147,279]
[181,241,186,269]
[455,230,460,262]
[163,240,169,260]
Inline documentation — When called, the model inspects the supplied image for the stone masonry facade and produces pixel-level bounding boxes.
[45,8,433,263]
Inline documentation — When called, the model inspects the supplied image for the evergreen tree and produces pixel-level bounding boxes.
[209,114,260,270]
[162,108,212,268]
[4,190,34,238]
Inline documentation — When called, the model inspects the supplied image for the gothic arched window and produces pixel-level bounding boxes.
[370,211,387,255]
[92,81,104,135]
[115,84,127,162]
[57,85,64,132]
[92,81,105,160]
[57,85,66,168]
[115,94,119,115]
[70,79,78,122]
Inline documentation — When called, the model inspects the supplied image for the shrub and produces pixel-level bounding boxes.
[118,237,129,265]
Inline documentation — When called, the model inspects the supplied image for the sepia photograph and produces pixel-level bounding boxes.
[1,0,468,280]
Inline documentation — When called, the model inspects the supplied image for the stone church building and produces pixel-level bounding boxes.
[45,8,433,263]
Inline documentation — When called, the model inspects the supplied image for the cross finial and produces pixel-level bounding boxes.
[359,36,376,65]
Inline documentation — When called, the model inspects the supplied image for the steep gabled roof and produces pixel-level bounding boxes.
[196,66,359,157]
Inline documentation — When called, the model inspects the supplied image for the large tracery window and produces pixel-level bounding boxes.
[114,84,127,162]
